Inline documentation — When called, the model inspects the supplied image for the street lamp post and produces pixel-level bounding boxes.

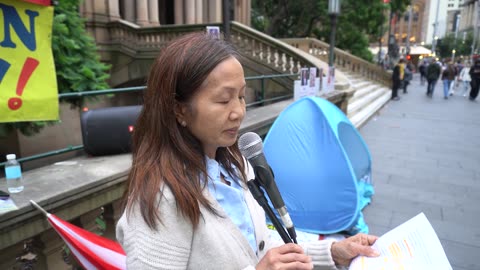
[406,5,413,56]
[328,0,341,67]
[222,0,231,41]
[431,0,440,55]
[452,13,461,61]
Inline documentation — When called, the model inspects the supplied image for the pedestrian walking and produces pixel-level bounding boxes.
[459,63,471,97]
[426,59,441,97]
[391,59,405,101]
[469,59,480,101]
[451,60,464,94]
[442,62,456,99]
[403,64,413,94]
[418,60,427,85]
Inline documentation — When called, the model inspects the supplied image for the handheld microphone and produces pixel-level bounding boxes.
[238,132,297,243]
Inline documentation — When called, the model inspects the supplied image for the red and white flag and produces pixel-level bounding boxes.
[31,200,126,270]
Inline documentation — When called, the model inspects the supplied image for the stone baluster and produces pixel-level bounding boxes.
[251,39,257,58]
[268,47,275,65]
[277,52,285,72]
[284,55,293,73]
[258,42,264,61]
[104,200,123,241]
[292,59,300,74]
[276,50,282,69]
[244,36,253,56]
[39,229,71,269]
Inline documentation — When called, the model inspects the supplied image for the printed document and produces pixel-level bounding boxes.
[349,212,452,270]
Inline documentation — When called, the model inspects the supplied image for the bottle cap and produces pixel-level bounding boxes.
[6,154,16,160]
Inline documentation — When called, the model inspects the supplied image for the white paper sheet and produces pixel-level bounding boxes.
[349,213,452,270]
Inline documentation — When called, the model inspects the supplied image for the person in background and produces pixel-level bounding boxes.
[426,59,441,97]
[459,62,471,97]
[450,60,464,95]
[442,62,456,99]
[418,60,427,85]
[391,59,405,101]
[402,62,413,94]
[469,58,480,101]
[116,32,380,270]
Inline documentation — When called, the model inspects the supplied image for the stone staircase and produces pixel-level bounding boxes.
[282,38,392,128]
[345,73,391,127]
[103,20,392,129]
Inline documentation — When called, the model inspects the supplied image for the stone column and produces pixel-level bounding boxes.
[208,0,222,23]
[83,0,93,20]
[234,0,239,23]
[124,0,136,22]
[175,0,184,24]
[195,0,203,23]
[136,0,149,26]
[246,0,251,26]
[108,0,121,21]
[185,0,195,24]
[149,0,160,25]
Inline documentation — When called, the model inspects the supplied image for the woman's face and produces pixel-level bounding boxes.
[178,57,246,158]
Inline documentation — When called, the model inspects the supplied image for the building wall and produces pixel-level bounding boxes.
[79,0,251,27]
[389,0,426,48]
[459,0,479,33]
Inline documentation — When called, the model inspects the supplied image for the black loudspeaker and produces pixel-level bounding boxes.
[80,105,142,156]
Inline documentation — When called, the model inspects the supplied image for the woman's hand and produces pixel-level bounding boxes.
[331,233,380,266]
[256,243,313,270]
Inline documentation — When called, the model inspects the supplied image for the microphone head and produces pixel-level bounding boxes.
[238,132,263,159]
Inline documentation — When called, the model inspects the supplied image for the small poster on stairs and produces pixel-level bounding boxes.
[324,66,335,93]
[294,67,320,100]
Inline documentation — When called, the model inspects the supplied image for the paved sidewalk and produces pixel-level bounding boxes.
[359,74,480,270]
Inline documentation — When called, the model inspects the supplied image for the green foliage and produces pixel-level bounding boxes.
[389,0,410,14]
[0,0,110,137]
[251,0,390,61]
[52,0,110,99]
[436,31,475,60]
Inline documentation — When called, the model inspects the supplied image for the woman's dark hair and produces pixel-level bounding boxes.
[123,32,247,229]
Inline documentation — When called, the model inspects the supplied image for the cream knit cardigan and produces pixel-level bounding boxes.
[116,162,338,270]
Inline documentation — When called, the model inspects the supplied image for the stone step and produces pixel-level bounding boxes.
[351,80,370,90]
[349,84,381,102]
[349,89,391,128]
[348,86,387,114]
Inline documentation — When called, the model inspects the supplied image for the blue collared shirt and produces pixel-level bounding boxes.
[206,157,257,252]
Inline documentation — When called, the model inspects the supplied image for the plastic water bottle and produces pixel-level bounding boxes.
[4,154,24,193]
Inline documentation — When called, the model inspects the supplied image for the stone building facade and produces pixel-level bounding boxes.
[79,0,251,28]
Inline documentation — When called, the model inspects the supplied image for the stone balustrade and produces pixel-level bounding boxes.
[282,38,391,87]
[104,21,320,91]
[106,20,317,75]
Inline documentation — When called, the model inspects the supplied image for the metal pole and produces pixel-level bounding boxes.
[222,0,231,41]
[452,13,461,61]
[471,1,479,62]
[431,0,440,55]
[378,15,384,65]
[329,14,337,67]
[328,0,340,67]
[387,9,394,59]
[406,5,413,55]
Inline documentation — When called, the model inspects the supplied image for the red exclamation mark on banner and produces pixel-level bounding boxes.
[8,57,39,111]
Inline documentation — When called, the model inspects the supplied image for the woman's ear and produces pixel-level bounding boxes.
[174,102,188,127]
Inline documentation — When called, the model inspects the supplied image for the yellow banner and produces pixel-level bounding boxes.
[0,0,58,122]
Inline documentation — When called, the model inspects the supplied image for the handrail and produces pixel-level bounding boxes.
[282,38,391,87]
[1,73,297,168]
